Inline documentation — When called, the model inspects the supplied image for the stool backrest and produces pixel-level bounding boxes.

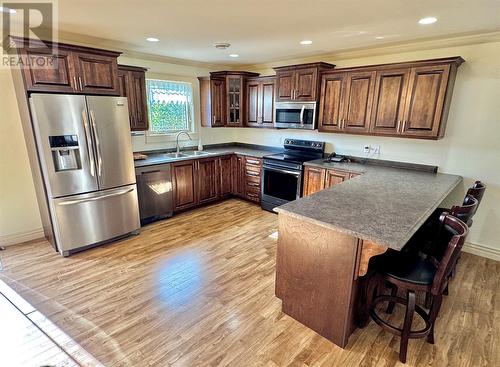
[467,181,486,212]
[450,194,478,227]
[431,214,468,296]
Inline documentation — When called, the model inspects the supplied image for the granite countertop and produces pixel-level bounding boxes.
[134,145,280,168]
[275,159,462,251]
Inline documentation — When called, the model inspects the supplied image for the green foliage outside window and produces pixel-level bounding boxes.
[147,79,193,134]
[149,101,189,133]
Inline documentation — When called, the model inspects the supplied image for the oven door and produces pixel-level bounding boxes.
[262,165,302,208]
[274,102,316,130]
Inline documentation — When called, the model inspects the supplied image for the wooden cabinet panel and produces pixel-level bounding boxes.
[261,80,275,125]
[246,77,275,127]
[73,53,119,95]
[232,155,246,197]
[211,78,226,127]
[276,71,295,101]
[370,69,410,135]
[318,73,346,132]
[197,158,219,204]
[303,166,326,196]
[402,65,450,138]
[246,81,259,125]
[295,67,318,101]
[22,50,76,93]
[172,161,197,210]
[118,65,149,131]
[325,170,349,188]
[129,71,149,130]
[342,71,376,132]
[219,155,233,198]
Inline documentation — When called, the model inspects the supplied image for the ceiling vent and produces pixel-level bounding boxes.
[213,42,231,50]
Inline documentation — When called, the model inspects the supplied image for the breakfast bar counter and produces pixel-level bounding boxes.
[274,160,462,347]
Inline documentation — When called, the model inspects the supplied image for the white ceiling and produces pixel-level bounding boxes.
[8,0,500,64]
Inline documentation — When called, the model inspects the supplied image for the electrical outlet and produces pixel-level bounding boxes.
[373,145,380,154]
[363,145,370,154]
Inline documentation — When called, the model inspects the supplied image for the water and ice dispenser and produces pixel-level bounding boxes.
[49,135,82,171]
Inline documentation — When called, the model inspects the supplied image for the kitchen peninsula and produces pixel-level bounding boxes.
[274,160,462,347]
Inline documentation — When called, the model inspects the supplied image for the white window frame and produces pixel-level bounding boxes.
[145,78,198,143]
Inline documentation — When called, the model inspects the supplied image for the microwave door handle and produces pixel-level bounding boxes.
[81,110,95,177]
[300,105,305,126]
[89,110,103,176]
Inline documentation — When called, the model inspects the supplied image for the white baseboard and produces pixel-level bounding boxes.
[463,241,500,261]
[0,228,45,247]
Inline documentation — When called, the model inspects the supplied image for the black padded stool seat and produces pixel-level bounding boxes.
[372,250,437,286]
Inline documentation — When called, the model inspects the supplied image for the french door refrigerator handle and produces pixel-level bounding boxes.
[57,187,135,206]
[81,110,95,177]
[89,110,103,176]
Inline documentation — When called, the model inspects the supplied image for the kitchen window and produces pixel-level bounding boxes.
[146,79,194,135]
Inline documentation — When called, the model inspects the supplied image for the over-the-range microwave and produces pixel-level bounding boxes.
[274,102,316,130]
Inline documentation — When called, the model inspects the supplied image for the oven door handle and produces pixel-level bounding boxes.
[263,166,301,177]
[300,105,305,126]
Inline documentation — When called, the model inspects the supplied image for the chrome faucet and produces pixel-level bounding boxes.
[176,131,192,154]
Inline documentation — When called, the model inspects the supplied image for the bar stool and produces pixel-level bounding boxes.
[466,181,486,213]
[365,214,468,363]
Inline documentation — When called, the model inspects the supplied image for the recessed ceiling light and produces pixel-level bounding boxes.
[229,54,239,58]
[146,37,159,42]
[418,17,437,25]
[0,6,16,14]
[300,40,313,45]
[375,36,385,40]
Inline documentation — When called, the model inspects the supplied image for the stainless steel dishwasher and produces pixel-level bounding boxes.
[135,163,173,224]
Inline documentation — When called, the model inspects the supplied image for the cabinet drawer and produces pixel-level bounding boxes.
[245,157,262,166]
[246,179,261,190]
[245,168,261,178]
[245,186,261,202]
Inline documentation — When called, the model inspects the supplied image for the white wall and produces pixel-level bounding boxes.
[202,41,500,253]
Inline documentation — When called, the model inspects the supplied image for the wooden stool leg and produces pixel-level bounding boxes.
[385,283,398,314]
[399,290,416,363]
[363,275,379,326]
[427,293,443,344]
[425,292,433,309]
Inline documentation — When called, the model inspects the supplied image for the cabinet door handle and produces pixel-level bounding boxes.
[402,120,407,132]
[73,76,78,90]
[397,120,401,132]
[213,115,216,123]
[78,76,83,91]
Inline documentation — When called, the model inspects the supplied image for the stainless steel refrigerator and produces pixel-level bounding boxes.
[29,94,140,256]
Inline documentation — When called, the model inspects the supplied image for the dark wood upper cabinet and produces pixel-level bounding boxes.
[245,76,275,128]
[319,57,464,139]
[318,73,347,132]
[199,71,259,127]
[12,37,121,95]
[118,65,149,131]
[219,155,233,198]
[274,62,335,102]
[402,65,451,138]
[276,70,295,101]
[197,158,219,204]
[342,71,376,133]
[172,160,198,211]
[370,68,410,135]
[21,49,77,93]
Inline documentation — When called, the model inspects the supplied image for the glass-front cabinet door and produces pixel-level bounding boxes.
[227,76,243,126]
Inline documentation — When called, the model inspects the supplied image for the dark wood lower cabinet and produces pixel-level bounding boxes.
[197,158,219,204]
[172,154,260,212]
[304,166,358,196]
[219,155,233,198]
[172,160,198,211]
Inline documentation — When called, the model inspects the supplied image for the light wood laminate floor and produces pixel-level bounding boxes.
[0,199,498,366]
